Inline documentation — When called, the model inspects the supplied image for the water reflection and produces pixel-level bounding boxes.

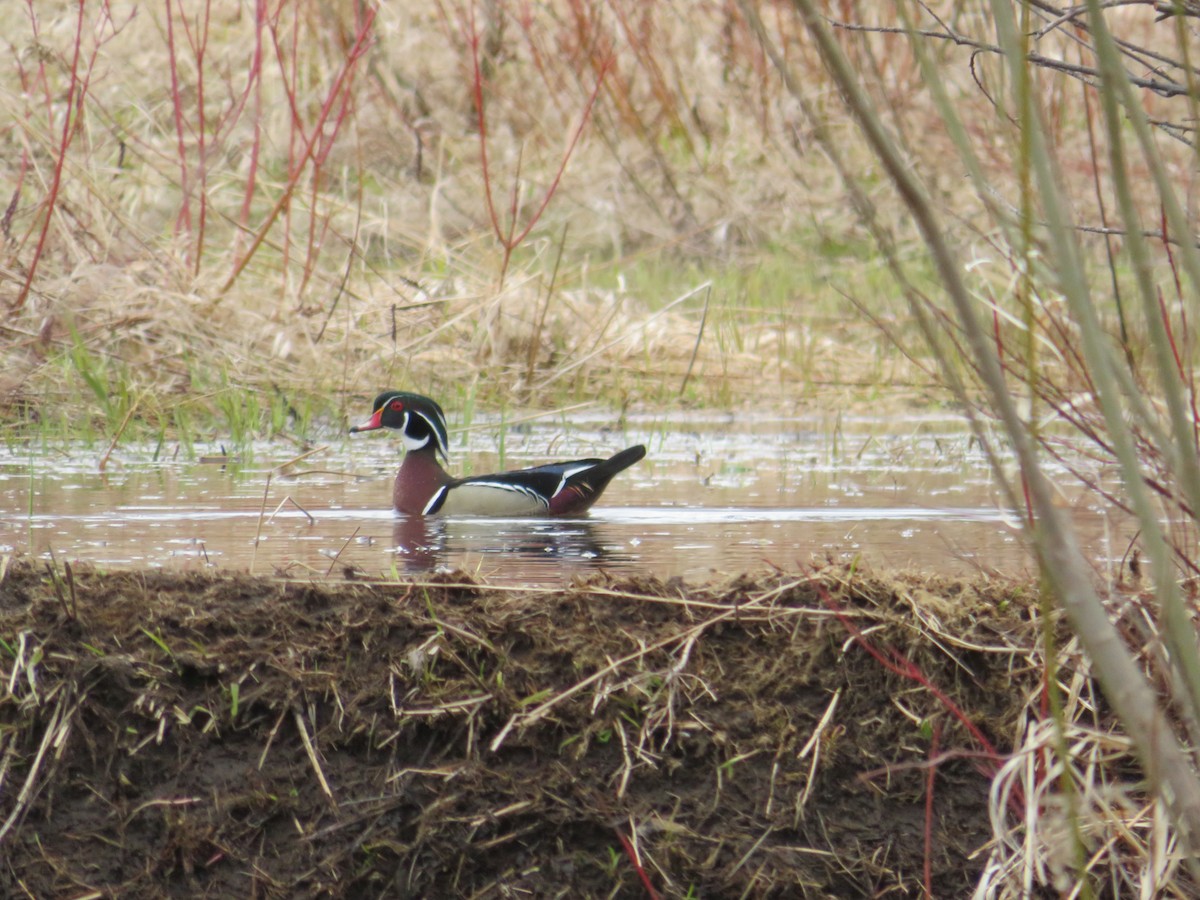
[0,411,1131,584]
[390,515,632,578]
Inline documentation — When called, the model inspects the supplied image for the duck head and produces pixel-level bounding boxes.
[350,391,449,461]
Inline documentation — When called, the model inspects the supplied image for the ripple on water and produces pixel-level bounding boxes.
[0,413,1118,583]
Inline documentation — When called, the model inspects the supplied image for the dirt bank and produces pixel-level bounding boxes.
[0,559,1079,896]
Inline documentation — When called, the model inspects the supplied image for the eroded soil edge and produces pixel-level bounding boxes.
[0,560,1040,897]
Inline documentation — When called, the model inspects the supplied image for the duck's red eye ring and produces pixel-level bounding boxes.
[390,400,405,411]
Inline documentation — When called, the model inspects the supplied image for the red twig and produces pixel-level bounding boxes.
[181,0,213,274]
[924,719,942,900]
[1158,287,1186,389]
[164,1,193,249]
[297,5,368,301]
[1021,472,1034,527]
[810,571,1024,813]
[220,3,377,295]
[615,828,659,900]
[162,0,213,272]
[272,6,303,294]
[467,2,612,282]
[607,1,695,160]
[236,0,268,253]
[14,0,111,311]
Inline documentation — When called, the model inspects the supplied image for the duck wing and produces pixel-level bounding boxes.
[425,460,600,516]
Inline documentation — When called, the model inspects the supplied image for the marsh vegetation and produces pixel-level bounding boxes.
[3,1,1200,896]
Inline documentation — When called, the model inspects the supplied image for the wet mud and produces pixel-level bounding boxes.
[0,558,1048,897]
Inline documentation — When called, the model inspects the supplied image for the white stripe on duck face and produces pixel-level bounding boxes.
[398,415,436,458]
[433,481,551,516]
[400,413,428,452]
[415,408,450,458]
[400,409,448,459]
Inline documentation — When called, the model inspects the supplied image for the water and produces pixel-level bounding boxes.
[0,411,1126,585]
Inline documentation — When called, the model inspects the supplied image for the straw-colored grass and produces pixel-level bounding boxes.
[3,3,1184,423]
[770,0,1200,890]
[0,0,1095,436]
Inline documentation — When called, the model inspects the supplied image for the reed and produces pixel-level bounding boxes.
[761,0,1200,892]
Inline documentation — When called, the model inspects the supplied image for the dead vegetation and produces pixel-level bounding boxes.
[2,2,1177,425]
[0,556,1187,897]
[0,2,1016,426]
[4,2,1200,893]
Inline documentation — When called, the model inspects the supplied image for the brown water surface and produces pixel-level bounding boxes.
[1,411,1121,584]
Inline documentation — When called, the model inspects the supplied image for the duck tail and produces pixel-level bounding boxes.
[551,444,646,515]
[597,445,647,479]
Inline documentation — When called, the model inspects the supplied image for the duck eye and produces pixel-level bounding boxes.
[390,400,404,412]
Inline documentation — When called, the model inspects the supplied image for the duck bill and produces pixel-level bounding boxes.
[349,409,384,433]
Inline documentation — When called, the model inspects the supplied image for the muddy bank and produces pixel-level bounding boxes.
[0,559,1080,896]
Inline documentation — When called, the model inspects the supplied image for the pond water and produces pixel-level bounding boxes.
[0,410,1127,585]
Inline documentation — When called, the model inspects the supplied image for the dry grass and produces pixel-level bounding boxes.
[5,1,1174,430]
[4,3,1200,892]
[770,2,1200,871]
[976,587,1198,898]
[2,3,1190,434]
[0,1,841,424]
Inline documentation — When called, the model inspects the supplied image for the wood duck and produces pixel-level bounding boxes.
[350,391,646,517]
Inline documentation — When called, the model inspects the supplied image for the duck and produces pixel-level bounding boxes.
[349,391,646,517]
